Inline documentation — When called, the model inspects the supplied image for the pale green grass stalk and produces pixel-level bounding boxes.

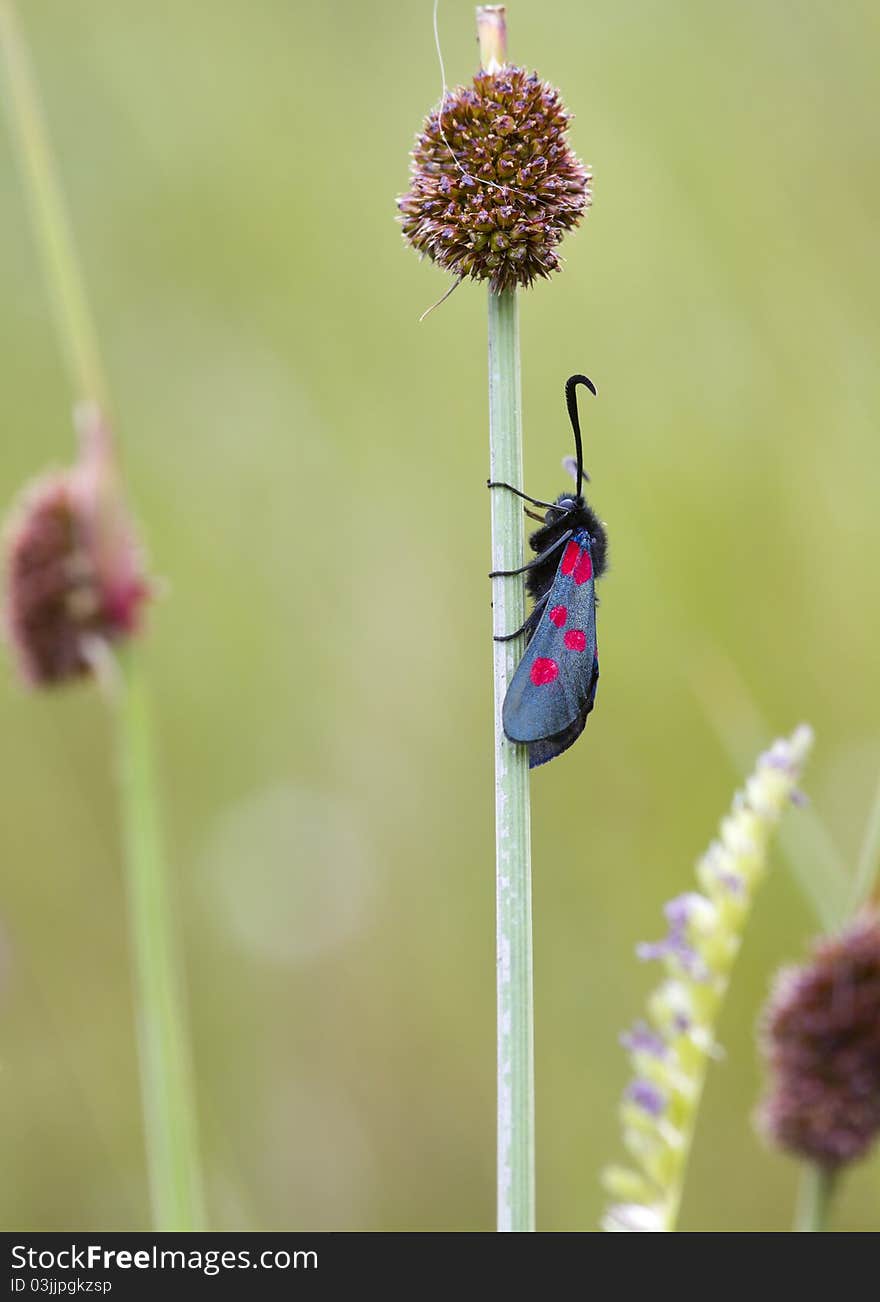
[0,0,205,1230]
[851,764,880,913]
[480,6,534,1234]
[794,1165,835,1232]
[488,286,534,1233]
[118,651,206,1230]
[690,644,848,930]
[0,0,106,410]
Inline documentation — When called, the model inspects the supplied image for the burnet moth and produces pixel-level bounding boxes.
[489,375,608,768]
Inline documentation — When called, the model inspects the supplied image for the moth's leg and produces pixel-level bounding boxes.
[523,507,545,522]
[487,480,558,511]
[493,593,549,642]
[489,529,573,578]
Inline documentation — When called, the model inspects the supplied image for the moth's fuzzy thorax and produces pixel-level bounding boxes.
[524,494,607,606]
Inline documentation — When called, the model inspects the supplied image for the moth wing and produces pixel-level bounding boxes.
[502,538,599,749]
[526,653,598,768]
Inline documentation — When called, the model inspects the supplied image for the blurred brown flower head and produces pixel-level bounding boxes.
[397,66,590,293]
[3,403,151,686]
[757,910,880,1168]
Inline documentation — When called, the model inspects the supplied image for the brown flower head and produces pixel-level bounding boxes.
[397,66,590,293]
[757,911,880,1168]
[3,403,151,685]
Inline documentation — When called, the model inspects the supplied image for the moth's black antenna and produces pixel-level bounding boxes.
[565,374,597,500]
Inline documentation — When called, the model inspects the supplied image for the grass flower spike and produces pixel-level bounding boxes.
[398,65,590,292]
[603,725,814,1232]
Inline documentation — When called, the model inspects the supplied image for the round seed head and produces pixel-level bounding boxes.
[757,911,880,1168]
[398,66,591,293]
[3,406,150,686]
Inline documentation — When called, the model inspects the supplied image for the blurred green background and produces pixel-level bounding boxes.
[1,0,878,1232]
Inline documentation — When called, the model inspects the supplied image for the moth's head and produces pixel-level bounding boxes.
[544,492,582,525]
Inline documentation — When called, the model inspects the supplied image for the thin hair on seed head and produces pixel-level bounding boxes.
[418,274,463,322]
[432,0,531,203]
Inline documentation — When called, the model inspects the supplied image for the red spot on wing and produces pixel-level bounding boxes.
[564,629,587,652]
[549,604,567,627]
[573,549,593,585]
[530,657,559,686]
[561,540,580,575]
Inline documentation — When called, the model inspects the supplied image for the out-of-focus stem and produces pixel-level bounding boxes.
[0,0,108,410]
[851,766,880,913]
[794,1164,835,1232]
[117,652,206,1230]
[0,0,205,1229]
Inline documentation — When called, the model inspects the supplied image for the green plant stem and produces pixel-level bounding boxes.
[795,1164,835,1232]
[851,765,880,913]
[488,285,534,1233]
[689,647,848,930]
[0,0,108,410]
[0,0,204,1229]
[117,652,206,1231]
[479,3,534,1237]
